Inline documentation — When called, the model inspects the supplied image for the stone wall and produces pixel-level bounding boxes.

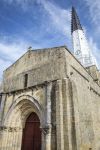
[3,47,66,92]
[0,82,57,150]
[0,46,100,150]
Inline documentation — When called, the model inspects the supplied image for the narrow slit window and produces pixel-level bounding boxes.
[0,94,2,107]
[24,74,28,88]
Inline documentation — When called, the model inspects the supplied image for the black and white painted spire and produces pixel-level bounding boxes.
[71,7,83,33]
[71,7,97,67]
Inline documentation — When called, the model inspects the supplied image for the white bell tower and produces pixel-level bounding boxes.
[71,7,97,67]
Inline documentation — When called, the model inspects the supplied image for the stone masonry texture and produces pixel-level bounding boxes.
[0,46,100,150]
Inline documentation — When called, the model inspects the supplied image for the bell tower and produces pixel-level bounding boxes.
[71,7,97,67]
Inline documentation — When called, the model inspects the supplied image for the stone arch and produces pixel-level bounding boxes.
[1,95,45,150]
[3,95,44,128]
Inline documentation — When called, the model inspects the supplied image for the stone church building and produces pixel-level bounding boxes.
[0,7,100,150]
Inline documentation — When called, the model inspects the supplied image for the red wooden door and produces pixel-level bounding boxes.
[21,112,41,150]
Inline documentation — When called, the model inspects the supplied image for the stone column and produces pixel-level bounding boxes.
[0,93,7,125]
[14,128,23,150]
[56,78,77,150]
[55,80,64,150]
[0,93,7,149]
[9,127,22,150]
[0,127,9,150]
[45,82,52,150]
[62,78,72,150]
[0,127,23,150]
[62,78,77,150]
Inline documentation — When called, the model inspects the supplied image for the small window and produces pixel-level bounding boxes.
[24,74,28,88]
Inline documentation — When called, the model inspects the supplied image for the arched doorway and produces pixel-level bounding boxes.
[21,112,41,150]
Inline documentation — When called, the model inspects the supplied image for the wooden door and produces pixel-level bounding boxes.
[21,112,41,150]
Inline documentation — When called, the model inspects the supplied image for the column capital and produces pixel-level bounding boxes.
[41,124,52,135]
[0,126,22,132]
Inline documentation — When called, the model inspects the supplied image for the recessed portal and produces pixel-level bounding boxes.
[21,112,41,150]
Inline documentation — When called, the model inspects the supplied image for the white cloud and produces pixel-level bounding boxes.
[88,37,100,69]
[84,0,100,23]
[41,0,71,37]
[0,58,11,76]
[4,0,71,37]
[0,37,30,81]
[84,0,100,33]
[0,41,26,61]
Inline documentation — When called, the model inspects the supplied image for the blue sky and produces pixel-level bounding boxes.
[0,0,100,80]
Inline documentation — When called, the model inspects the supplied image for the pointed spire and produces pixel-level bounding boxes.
[71,7,83,34]
[71,7,98,68]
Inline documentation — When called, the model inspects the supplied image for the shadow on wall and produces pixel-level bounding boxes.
[0,82,3,93]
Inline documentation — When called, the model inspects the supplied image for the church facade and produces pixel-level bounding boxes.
[0,7,100,150]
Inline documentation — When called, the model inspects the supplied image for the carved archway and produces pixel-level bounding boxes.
[1,95,45,150]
